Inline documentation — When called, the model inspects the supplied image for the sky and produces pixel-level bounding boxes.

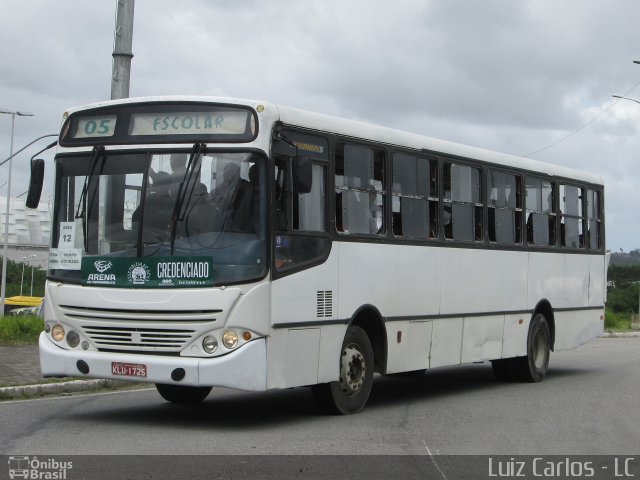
[0,0,639,252]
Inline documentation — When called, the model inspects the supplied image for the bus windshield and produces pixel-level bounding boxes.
[49,149,267,287]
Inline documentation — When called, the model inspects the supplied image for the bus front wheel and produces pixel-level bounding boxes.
[155,384,212,404]
[492,313,550,383]
[311,325,374,415]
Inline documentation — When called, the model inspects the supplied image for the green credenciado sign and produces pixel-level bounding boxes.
[81,256,214,288]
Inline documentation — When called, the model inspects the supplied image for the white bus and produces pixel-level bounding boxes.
[29,96,607,414]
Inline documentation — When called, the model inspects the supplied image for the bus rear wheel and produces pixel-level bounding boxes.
[311,325,374,415]
[492,313,550,383]
[155,384,212,404]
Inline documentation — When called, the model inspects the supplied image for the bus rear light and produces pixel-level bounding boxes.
[51,324,65,342]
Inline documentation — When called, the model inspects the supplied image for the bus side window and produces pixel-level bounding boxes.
[525,177,556,247]
[586,189,602,251]
[559,184,584,248]
[443,162,482,242]
[487,170,522,245]
[335,143,385,235]
[392,153,438,239]
[274,158,330,273]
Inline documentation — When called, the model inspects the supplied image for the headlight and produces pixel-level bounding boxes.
[222,330,238,349]
[202,335,218,354]
[66,330,80,348]
[51,324,65,342]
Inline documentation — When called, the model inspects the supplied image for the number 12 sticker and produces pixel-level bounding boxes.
[58,222,76,250]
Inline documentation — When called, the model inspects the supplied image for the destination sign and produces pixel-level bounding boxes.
[73,115,117,138]
[61,103,258,146]
[129,111,250,136]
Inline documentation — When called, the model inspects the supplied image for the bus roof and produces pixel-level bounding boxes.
[64,95,604,186]
[276,104,604,186]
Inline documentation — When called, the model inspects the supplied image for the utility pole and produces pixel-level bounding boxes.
[111,0,135,100]
[0,110,33,313]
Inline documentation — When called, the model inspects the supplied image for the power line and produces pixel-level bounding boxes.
[523,78,640,158]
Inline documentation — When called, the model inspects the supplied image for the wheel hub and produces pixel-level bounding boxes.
[339,344,366,397]
[532,328,548,370]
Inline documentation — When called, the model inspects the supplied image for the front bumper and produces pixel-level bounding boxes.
[39,332,267,391]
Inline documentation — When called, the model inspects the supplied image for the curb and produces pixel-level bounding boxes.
[600,331,640,338]
[0,379,137,400]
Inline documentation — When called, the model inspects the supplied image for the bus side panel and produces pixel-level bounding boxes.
[284,328,321,387]
[588,254,606,307]
[528,252,590,309]
[269,247,340,389]
[337,243,433,318]
[439,249,527,315]
[385,320,432,373]
[317,324,347,383]
[501,313,529,358]
[338,243,439,375]
[461,315,503,363]
[553,309,603,351]
[528,252,602,350]
[391,245,441,318]
[430,318,463,368]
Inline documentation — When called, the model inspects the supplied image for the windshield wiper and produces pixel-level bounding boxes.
[170,142,206,254]
[74,146,105,252]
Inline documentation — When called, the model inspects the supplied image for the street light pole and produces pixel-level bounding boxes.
[111,0,135,100]
[0,109,34,313]
[30,254,36,297]
[20,256,26,296]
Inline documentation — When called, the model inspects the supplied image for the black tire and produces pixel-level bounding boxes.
[518,313,551,382]
[311,325,374,415]
[155,384,212,404]
[492,313,550,383]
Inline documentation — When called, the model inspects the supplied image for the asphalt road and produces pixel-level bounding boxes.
[1,337,638,458]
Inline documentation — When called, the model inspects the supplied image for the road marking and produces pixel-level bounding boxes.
[423,440,448,480]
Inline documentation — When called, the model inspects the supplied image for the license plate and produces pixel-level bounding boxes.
[111,362,147,378]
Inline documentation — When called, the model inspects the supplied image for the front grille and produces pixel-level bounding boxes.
[60,304,221,322]
[82,325,196,352]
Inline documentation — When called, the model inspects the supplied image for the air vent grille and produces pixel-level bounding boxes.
[316,290,333,318]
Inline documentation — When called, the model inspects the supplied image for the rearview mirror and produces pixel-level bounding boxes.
[25,159,45,208]
[293,156,312,194]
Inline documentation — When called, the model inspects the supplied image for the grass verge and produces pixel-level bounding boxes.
[604,309,633,331]
[0,315,43,344]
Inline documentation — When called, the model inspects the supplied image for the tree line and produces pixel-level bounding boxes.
[0,258,46,298]
[607,264,640,314]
